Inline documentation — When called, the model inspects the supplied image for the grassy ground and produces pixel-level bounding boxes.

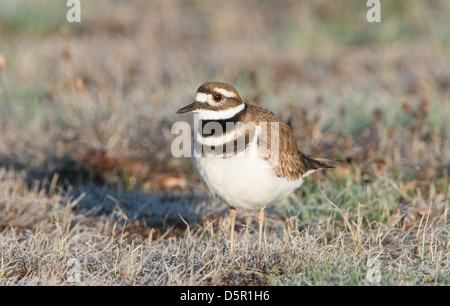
[0,0,449,285]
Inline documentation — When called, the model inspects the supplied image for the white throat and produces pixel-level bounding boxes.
[193,103,245,120]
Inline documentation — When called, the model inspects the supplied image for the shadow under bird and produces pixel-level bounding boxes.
[177,81,335,253]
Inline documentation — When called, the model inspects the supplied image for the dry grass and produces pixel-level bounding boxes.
[0,0,449,285]
[0,168,448,285]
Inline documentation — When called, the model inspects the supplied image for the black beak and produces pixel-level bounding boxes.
[176,101,203,114]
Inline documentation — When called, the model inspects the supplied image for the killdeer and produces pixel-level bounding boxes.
[177,82,334,252]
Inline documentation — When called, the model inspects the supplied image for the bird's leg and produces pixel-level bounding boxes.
[258,207,264,249]
[229,207,237,254]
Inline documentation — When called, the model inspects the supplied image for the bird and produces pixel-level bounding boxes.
[177,81,334,253]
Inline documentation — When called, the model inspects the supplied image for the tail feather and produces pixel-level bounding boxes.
[300,152,337,172]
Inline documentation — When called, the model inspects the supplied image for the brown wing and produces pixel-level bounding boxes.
[246,104,332,180]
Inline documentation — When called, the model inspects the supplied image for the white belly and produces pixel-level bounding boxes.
[193,141,303,210]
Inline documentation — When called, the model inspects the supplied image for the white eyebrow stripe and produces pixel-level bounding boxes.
[216,88,236,98]
[195,92,211,103]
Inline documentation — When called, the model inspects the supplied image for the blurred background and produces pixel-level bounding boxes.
[0,0,449,225]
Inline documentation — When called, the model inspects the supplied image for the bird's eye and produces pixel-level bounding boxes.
[213,93,224,102]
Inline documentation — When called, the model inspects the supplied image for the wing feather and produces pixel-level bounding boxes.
[246,104,333,180]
